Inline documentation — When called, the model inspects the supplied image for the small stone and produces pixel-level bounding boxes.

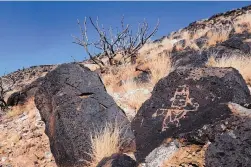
[1,156,7,162]
[44,152,52,159]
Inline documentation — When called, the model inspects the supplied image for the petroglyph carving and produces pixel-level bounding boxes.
[155,85,199,131]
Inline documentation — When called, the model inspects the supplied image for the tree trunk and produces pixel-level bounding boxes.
[131,54,137,64]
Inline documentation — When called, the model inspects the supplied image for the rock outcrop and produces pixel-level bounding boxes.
[132,67,251,161]
[35,63,134,167]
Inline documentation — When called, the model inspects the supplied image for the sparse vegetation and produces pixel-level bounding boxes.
[6,97,35,118]
[101,54,173,112]
[206,54,251,85]
[234,13,251,33]
[206,28,231,47]
[145,55,173,86]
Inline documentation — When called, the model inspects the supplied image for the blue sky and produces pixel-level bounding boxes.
[0,2,250,76]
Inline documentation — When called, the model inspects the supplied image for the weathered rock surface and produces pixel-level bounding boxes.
[205,118,251,167]
[97,154,137,167]
[35,63,134,167]
[131,67,251,162]
[171,49,207,68]
[204,103,251,167]
[142,142,179,167]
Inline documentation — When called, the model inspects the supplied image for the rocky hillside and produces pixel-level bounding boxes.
[1,5,251,167]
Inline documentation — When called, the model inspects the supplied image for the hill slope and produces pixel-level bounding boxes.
[1,5,251,167]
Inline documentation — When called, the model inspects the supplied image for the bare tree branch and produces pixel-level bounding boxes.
[73,16,160,66]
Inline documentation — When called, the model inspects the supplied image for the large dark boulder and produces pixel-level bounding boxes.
[35,63,134,167]
[131,67,251,162]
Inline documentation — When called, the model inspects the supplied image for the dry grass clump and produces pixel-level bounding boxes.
[6,97,35,118]
[206,28,231,47]
[117,81,151,111]
[234,13,251,33]
[119,55,172,111]
[191,28,210,40]
[101,64,137,93]
[180,31,192,41]
[147,55,173,86]
[138,37,173,62]
[101,63,150,112]
[86,122,125,167]
[206,54,251,85]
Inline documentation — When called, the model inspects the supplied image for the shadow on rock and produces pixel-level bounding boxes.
[97,154,137,167]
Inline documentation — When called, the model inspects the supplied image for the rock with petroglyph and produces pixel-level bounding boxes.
[34,63,135,167]
[131,67,251,162]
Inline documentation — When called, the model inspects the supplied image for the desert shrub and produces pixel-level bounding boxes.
[147,55,173,86]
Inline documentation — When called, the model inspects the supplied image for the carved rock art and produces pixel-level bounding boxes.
[132,67,251,162]
[154,85,199,131]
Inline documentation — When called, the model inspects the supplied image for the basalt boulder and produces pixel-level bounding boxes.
[131,67,251,162]
[171,49,208,68]
[35,63,134,167]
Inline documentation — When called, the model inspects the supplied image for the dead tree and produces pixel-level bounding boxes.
[72,16,159,67]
